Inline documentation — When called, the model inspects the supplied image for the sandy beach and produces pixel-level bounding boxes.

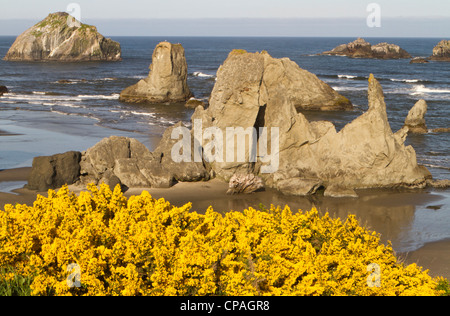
[1,165,450,280]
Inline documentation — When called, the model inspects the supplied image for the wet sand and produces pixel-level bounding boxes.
[1,167,450,280]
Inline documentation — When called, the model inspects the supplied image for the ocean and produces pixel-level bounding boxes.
[0,36,449,252]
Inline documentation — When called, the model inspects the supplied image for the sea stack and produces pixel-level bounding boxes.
[4,12,121,62]
[119,42,192,104]
[404,100,428,134]
[322,38,411,59]
[430,40,450,61]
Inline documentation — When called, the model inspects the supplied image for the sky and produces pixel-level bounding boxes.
[0,0,449,37]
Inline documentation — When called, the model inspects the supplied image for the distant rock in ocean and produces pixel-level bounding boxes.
[119,41,192,104]
[4,12,121,62]
[429,40,450,61]
[322,38,411,59]
[410,57,429,64]
[0,85,7,96]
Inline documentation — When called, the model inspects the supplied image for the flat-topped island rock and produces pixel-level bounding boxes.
[322,38,411,59]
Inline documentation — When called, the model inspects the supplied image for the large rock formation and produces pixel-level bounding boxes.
[192,51,431,197]
[4,12,121,62]
[119,42,192,104]
[429,40,450,61]
[322,38,411,59]
[403,100,428,134]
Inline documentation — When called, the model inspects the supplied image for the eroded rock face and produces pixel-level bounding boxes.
[404,100,428,134]
[0,86,7,96]
[119,42,192,104]
[226,174,264,195]
[78,134,210,189]
[322,38,411,59]
[193,59,431,196]
[4,12,121,62]
[430,40,450,61]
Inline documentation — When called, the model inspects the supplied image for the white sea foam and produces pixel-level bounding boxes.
[193,71,215,78]
[98,78,118,81]
[391,79,420,83]
[77,94,120,100]
[338,75,357,79]
[411,85,450,95]
[332,86,367,92]
[130,111,155,117]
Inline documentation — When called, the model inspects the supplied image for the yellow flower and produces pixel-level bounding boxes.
[0,184,446,296]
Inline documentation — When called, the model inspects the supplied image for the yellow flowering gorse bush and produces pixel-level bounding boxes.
[0,184,443,296]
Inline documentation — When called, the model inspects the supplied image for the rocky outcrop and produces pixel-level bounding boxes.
[410,57,429,64]
[192,62,431,197]
[0,86,7,96]
[205,49,352,114]
[404,100,428,134]
[119,42,192,104]
[4,12,121,62]
[322,38,411,59]
[25,151,81,191]
[431,128,450,133]
[78,133,210,189]
[226,174,264,195]
[430,40,450,61]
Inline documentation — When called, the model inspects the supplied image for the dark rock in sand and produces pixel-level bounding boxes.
[322,38,411,59]
[4,12,121,62]
[26,151,81,191]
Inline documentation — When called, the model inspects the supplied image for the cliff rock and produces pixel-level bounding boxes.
[322,38,411,59]
[430,40,450,61]
[4,12,121,62]
[119,42,192,104]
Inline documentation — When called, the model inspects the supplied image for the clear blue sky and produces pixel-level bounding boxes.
[1,0,450,19]
[0,0,449,36]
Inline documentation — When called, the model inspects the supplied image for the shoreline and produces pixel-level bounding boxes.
[1,167,450,280]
